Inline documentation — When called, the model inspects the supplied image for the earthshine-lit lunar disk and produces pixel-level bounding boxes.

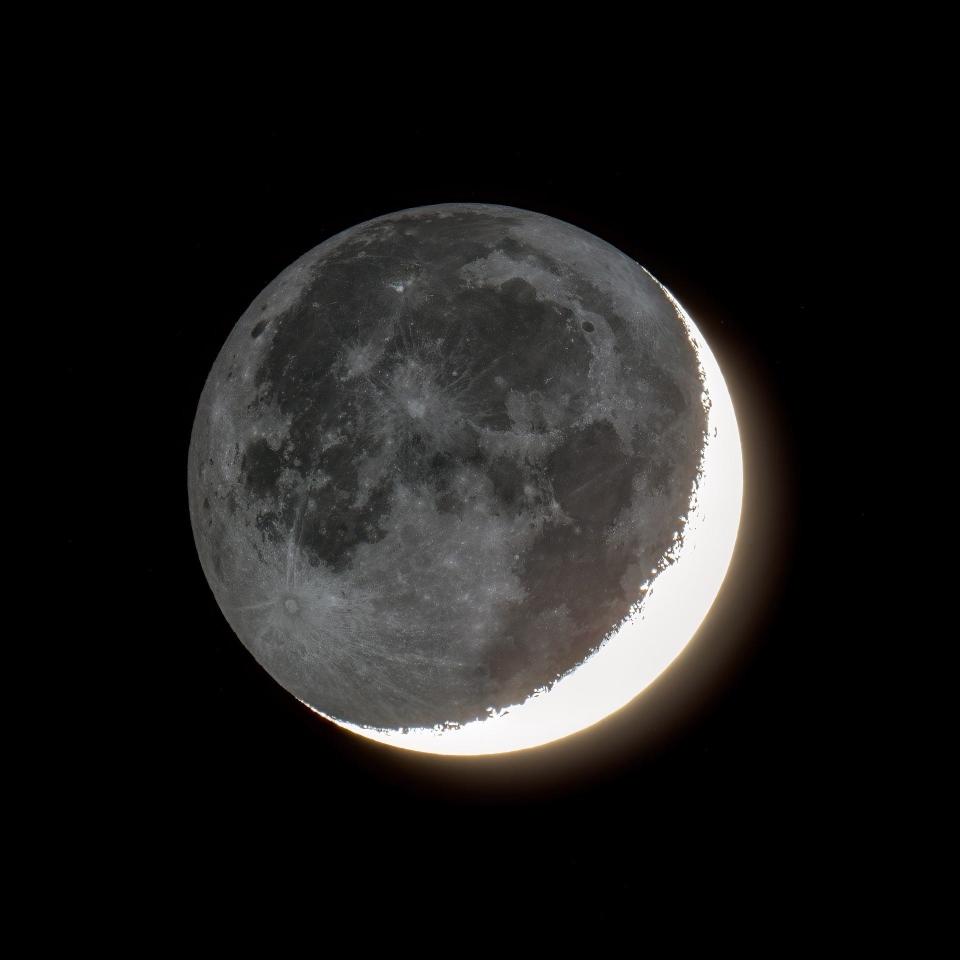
[188,204,742,755]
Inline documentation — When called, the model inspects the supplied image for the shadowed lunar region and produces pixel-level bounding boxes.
[188,204,742,755]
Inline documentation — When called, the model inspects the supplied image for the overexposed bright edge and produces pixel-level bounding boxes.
[300,277,743,755]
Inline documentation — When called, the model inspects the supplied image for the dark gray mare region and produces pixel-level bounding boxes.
[188,204,708,730]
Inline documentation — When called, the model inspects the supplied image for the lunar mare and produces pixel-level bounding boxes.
[188,204,742,754]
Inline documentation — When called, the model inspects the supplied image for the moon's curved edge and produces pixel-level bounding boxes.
[295,272,744,756]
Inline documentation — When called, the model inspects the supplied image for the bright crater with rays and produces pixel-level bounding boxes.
[188,204,742,755]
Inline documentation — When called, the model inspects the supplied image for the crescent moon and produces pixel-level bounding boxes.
[307,275,743,756]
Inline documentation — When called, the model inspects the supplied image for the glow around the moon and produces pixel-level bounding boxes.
[318,278,742,756]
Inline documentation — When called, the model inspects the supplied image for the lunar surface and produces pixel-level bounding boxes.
[188,204,741,754]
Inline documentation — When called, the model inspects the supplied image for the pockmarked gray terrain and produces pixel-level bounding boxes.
[188,204,708,731]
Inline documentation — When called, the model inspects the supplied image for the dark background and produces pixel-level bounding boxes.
[83,89,888,921]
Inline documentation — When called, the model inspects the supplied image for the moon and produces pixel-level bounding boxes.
[188,204,742,755]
